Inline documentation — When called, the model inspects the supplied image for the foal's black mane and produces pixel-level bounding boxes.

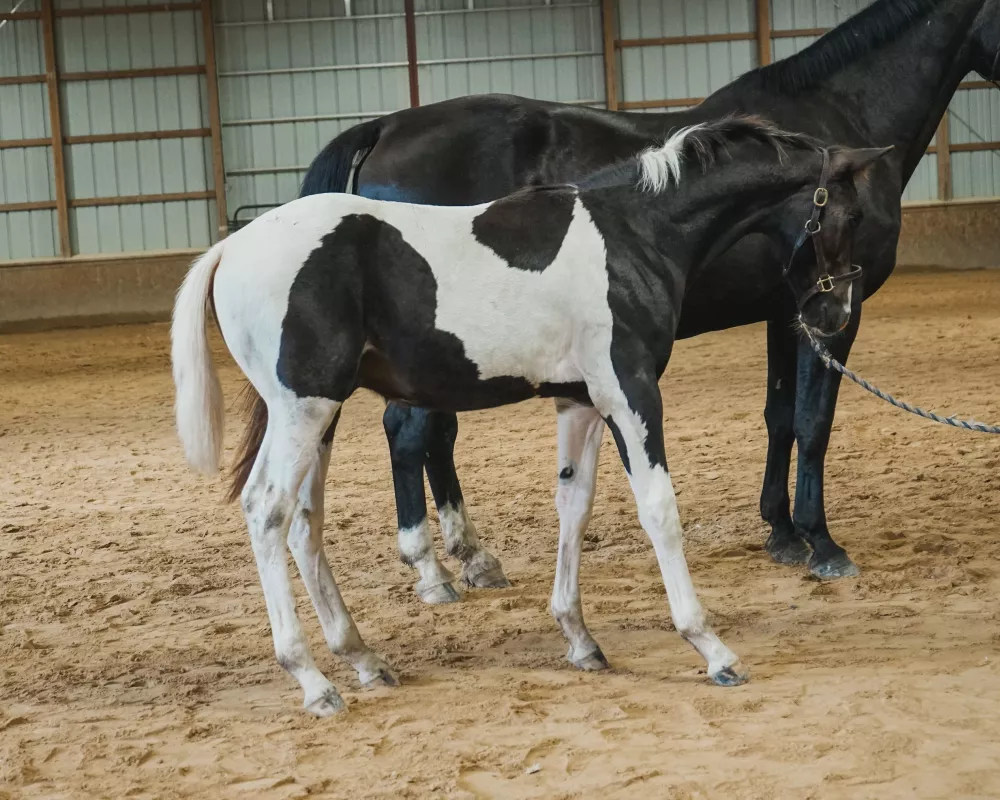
[744,0,941,94]
[574,115,821,194]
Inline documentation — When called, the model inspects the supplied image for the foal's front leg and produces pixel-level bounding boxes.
[550,399,608,670]
[596,371,748,685]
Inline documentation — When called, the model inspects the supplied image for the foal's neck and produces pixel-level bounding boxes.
[617,154,807,280]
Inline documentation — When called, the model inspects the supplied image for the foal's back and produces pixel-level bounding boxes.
[212,189,615,412]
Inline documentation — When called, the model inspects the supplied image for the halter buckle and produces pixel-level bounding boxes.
[813,187,829,207]
[817,274,835,293]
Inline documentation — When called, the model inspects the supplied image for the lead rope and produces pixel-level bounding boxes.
[803,329,1000,434]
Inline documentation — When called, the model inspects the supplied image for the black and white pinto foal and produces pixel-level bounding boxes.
[172,117,890,716]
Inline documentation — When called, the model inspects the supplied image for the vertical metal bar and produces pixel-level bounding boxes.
[201,0,229,239]
[404,0,419,107]
[41,0,71,257]
[755,0,771,67]
[601,0,618,110]
[937,115,952,201]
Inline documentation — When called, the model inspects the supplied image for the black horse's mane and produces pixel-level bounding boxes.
[745,0,941,94]
[574,114,821,194]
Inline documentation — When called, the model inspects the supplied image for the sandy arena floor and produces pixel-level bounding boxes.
[2,269,1000,799]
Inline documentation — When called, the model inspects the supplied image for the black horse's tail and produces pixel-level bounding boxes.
[298,117,382,198]
[227,118,383,504]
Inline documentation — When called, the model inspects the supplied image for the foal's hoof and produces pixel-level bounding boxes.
[569,646,611,672]
[305,688,347,717]
[361,667,400,690]
[765,532,811,566]
[463,563,512,590]
[417,580,463,605]
[809,552,860,580]
[710,660,750,687]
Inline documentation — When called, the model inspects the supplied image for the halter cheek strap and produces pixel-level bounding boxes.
[783,148,864,311]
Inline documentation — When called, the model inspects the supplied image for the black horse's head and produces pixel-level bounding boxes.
[970,1,1000,82]
[775,146,894,339]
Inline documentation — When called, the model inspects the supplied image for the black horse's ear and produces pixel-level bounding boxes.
[829,145,894,178]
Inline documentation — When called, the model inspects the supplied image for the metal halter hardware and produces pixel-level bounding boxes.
[783,148,863,311]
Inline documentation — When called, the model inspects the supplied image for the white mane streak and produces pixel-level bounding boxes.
[637,124,705,194]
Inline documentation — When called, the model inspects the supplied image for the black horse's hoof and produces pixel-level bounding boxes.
[710,661,750,687]
[809,552,860,580]
[765,532,811,565]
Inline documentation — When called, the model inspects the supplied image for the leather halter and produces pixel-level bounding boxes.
[783,148,863,311]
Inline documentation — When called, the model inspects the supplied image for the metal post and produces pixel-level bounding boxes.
[404,0,419,107]
[601,0,618,110]
[201,0,229,239]
[40,0,71,257]
[936,116,953,201]
[755,0,771,67]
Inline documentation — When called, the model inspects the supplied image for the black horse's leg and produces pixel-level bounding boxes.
[792,304,863,580]
[760,318,811,565]
[383,403,462,604]
[423,410,510,589]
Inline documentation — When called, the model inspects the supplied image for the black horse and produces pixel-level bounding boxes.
[234,0,1000,589]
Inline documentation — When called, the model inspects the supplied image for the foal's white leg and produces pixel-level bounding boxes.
[550,401,608,670]
[601,390,748,686]
[242,396,345,716]
[287,437,399,689]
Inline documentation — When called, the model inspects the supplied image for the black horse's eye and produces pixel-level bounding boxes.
[848,211,863,228]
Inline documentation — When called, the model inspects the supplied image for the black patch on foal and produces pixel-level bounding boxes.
[472,185,576,272]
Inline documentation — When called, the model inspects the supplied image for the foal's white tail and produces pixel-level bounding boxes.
[171,241,226,474]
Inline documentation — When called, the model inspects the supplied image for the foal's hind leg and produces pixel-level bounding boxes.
[242,396,347,716]
[287,412,399,689]
[424,410,510,589]
[550,400,607,670]
[383,404,461,604]
[594,369,748,686]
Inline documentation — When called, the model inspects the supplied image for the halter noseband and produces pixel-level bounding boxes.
[783,148,863,311]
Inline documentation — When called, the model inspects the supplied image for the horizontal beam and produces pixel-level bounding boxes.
[215,2,595,26]
[0,200,57,213]
[64,128,211,145]
[617,32,754,48]
[959,80,997,91]
[60,65,205,82]
[619,96,703,110]
[54,3,201,17]
[0,74,46,86]
[0,10,41,21]
[69,190,216,208]
[221,50,600,78]
[228,165,307,176]
[0,137,51,150]
[770,27,828,39]
[950,141,1000,152]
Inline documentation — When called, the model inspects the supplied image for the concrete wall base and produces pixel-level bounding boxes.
[1,200,998,333]
[0,250,197,333]
[896,199,1000,271]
